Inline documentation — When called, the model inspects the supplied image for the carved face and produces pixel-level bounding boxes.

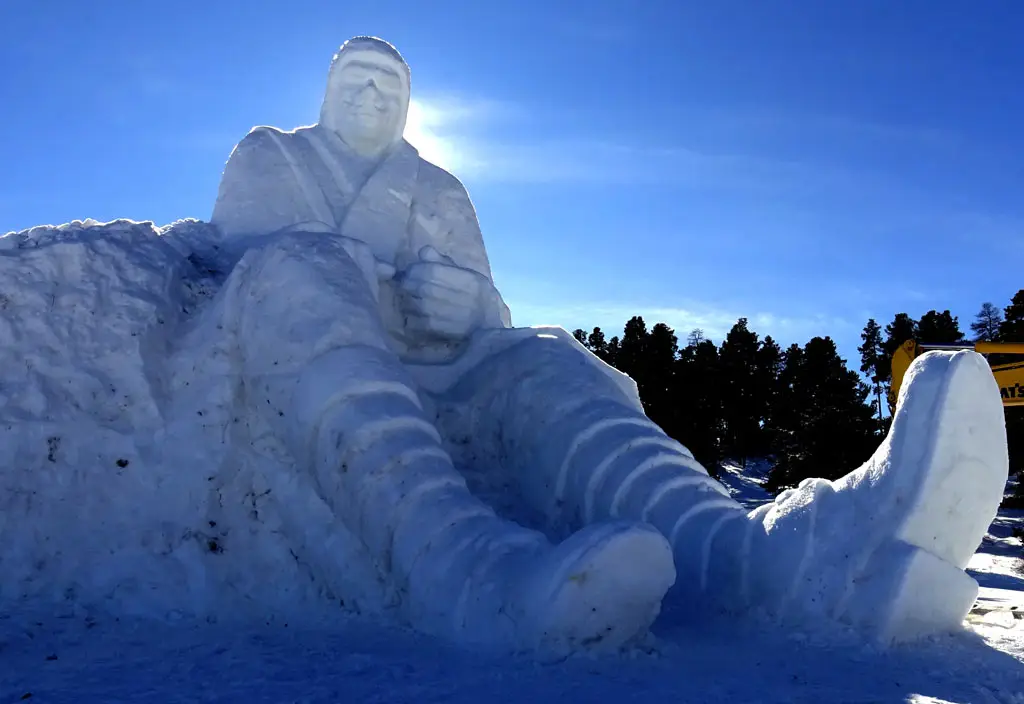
[321,47,409,157]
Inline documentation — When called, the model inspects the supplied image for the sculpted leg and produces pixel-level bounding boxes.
[443,329,1007,643]
[227,236,674,652]
[441,330,741,587]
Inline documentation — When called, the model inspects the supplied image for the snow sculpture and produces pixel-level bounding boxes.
[205,34,1009,651]
[210,36,677,652]
[0,36,1006,655]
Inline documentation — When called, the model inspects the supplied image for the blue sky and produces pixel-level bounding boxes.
[2,0,1022,367]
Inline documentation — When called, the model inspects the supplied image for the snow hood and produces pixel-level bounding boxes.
[319,36,411,152]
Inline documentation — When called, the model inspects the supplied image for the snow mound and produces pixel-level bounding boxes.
[0,220,387,625]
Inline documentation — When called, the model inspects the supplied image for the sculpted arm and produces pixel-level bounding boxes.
[425,175,494,281]
[211,127,335,239]
[398,168,511,340]
[212,127,390,300]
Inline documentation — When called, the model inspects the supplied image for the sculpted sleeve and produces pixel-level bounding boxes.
[406,160,512,329]
[410,162,494,281]
[211,127,333,239]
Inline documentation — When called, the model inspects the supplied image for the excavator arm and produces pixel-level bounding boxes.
[889,340,1024,413]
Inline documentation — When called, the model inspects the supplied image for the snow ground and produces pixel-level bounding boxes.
[4,473,1022,703]
[715,459,773,509]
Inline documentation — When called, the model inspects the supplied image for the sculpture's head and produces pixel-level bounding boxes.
[320,36,411,158]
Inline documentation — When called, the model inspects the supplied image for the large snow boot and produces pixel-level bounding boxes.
[700,350,1008,642]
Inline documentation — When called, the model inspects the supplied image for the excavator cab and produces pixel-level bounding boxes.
[888,340,1024,414]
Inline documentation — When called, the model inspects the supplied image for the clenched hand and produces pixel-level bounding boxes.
[398,246,493,341]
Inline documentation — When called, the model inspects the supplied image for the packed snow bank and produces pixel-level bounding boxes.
[0,219,388,625]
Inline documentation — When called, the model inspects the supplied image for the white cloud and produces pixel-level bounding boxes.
[503,299,854,345]
[507,301,738,340]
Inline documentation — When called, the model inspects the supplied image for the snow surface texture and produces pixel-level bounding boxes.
[3,496,1023,703]
[0,219,389,625]
[0,35,1010,658]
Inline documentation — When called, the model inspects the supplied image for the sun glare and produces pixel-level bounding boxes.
[403,99,462,173]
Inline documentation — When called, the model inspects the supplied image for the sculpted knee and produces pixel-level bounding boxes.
[230,234,390,363]
[248,232,379,297]
[503,329,641,405]
[510,328,596,369]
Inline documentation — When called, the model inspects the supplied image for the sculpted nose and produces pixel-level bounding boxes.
[354,80,382,101]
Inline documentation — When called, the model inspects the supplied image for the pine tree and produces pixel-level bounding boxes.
[763,343,804,490]
[917,309,964,344]
[881,313,918,403]
[971,302,1004,342]
[648,323,678,368]
[858,318,885,427]
[572,328,588,346]
[587,327,610,361]
[988,291,1024,367]
[616,316,650,406]
[676,337,724,473]
[718,318,762,466]
[998,290,1024,342]
[606,335,621,366]
[687,328,706,347]
[754,335,783,456]
[883,313,917,349]
[644,322,679,432]
[765,337,877,492]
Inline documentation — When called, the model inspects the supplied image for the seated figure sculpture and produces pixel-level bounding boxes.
[209,36,1008,652]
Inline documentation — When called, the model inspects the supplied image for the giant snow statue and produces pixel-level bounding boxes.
[201,35,1010,652]
[0,36,1004,655]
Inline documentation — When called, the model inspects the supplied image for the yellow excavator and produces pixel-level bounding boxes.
[889,340,1024,413]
